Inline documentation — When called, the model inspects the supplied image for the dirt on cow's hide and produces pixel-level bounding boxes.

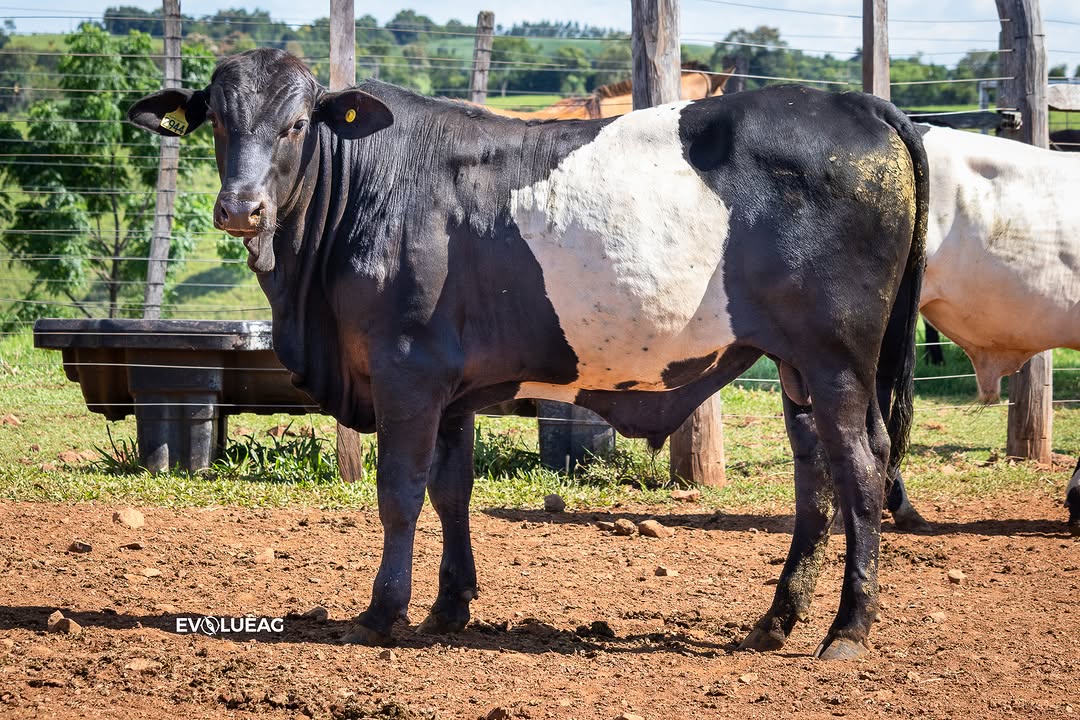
[0,491,1076,719]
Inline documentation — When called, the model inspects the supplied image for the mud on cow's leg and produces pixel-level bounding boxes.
[741,393,836,652]
[344,404,442,646]
[810,370,886,661]
[419,413,479,635]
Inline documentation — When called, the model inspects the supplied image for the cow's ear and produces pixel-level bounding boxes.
[127,88,208,137]
[315,89,393,140]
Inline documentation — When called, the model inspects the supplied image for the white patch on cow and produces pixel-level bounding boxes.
[509,101,735,398]
[1069,463,1080,496]
[918,126,1080,400]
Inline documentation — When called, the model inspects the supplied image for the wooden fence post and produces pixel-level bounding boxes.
[471,11,494,104]
[328,0,367,482]
[630,0,724,487]
[862,0,890,99]
[329,0,356,90]
[996,0,1052,463]
[142,0,181,319]
[631,0,681,110]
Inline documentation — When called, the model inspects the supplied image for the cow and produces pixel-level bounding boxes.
[1050,129,1080,153]
[128,49,928,659]
[885,125,1080,533]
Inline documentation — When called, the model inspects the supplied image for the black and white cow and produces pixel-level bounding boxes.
[129,49,928,659]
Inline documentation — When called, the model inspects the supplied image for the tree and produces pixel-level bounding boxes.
[0,20,33,112]
[711,26,787,89]
[591,42,632,89]
[1049,63,1068,78]
[0,25,218,321]
[386,10,436,45]
[490,36,539,96]
[103,6,162,36]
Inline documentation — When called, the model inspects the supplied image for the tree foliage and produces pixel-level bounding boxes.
[0,25,218,321]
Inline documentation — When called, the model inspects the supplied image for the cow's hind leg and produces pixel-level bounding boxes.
[809,368,888,660]
[886,473,929,531]
[343,409,441,646]
[740,392,836,652]
[418,413,479,635]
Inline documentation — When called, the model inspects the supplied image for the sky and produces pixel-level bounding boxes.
[8,0,1080,74]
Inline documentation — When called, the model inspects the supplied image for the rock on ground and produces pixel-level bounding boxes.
[112,508,145,529]
[637,519,674,539]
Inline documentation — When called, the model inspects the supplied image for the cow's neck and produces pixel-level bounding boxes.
[257,122,369,427]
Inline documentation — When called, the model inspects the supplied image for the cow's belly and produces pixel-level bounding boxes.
[922,232,1080,355]
[509,101,736,394]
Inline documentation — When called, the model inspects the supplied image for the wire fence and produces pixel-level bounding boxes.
[0,3,1077,454]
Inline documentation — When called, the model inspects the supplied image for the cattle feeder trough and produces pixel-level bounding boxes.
[33,318,609,475]
[33,319,316,472]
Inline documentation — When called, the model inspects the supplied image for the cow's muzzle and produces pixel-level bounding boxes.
[214,195,268,238]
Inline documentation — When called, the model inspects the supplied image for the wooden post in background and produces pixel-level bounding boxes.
[329,0,356,90]
[996,0,1052,462]
[329,0,366,482]
[471,10,494,104]
[631,0,724,487]
[631,0,681,110]
[142,0,181,319]
[862,0,890,99]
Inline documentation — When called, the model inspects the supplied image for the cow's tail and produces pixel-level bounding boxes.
[878,107,929,486]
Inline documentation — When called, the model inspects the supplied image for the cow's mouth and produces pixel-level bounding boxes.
[241,228,276,274]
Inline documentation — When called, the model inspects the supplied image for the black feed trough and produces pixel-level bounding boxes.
[33,319,315,473]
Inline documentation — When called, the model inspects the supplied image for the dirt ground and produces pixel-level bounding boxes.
[0,491,1077,720]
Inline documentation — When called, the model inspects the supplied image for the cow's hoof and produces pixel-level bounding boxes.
[417,610,469,635]
[1068,520,1080,537]
[814,636,868,661]
[738,626,786,652]
[341,622,393,646]
[892,505,931,533]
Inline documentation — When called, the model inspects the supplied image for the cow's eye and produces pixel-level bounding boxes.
[290,119,307,135]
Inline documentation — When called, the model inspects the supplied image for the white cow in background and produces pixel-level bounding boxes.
[888,125,1080,534]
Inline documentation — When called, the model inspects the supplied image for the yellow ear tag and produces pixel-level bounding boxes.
[160,106,189,135]
[344,108,357,123]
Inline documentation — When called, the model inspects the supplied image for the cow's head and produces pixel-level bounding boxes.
[128,49,394,273]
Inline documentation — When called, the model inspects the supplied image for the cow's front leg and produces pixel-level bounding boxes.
[343,406,441,646]
[418,413,478,635]
[741,394,836,652]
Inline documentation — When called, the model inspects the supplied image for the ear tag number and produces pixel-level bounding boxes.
[345,108,357,123]
[160,107,189,135]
